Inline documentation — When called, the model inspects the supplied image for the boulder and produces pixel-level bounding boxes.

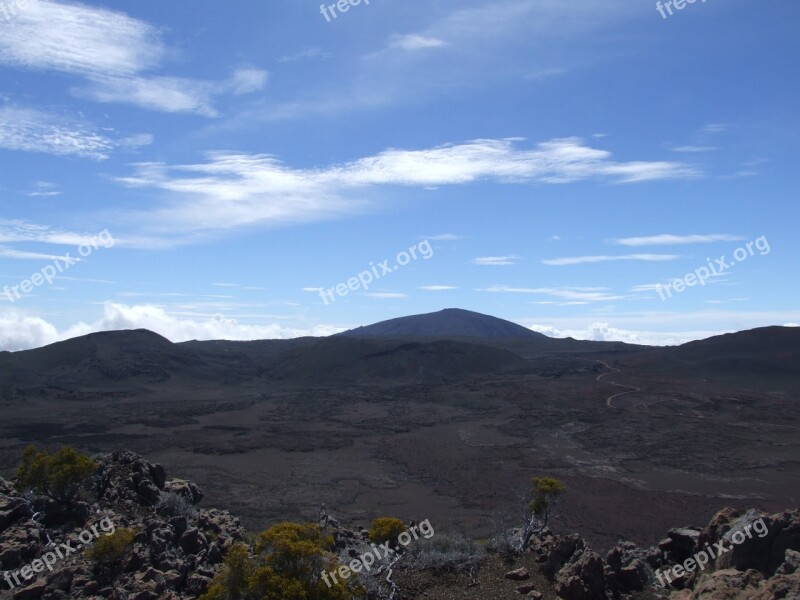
[164,480,203,505]
[505,567,530,580]
[147,464,167,490]
[12,579,47,600]
[659,527,701,563]
[179,527,207,556]
[555,549,606,600]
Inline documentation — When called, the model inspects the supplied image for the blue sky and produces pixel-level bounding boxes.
[0,0,798,350]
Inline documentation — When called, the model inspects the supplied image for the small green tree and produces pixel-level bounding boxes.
[15,445,98,503]
[519,476,566,551]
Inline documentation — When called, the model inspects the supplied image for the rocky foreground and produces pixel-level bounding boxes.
[0,451,798,599]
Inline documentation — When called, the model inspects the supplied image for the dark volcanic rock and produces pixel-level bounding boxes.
[0,451,243,600]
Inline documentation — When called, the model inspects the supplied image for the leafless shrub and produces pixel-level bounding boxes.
[156,491,196,518]
[407,533,486,572]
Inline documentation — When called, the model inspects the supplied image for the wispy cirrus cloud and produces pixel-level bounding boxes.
[0,1,266,115]
[477,285,623,302]
[420,285,458,291]
[0,219,105,246]
[613,234,744,246]
[701,124,728,134]
[426,233,463,241]
[472,255,521,266]
[27,181,62,197]
[0,247,64,260]
[366,292,408,299]
[277,47,331,63]
[116,137,695,243]
[73,75,221,116]
[0,105,114,159]
[671,145,716,153]
[389,34,448,51]
[542,254,679,266]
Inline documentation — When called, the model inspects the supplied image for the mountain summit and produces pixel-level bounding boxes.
[338,308,544,339]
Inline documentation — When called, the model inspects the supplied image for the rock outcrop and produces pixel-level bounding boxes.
[3,452,799,600]
[0,451,244,600]
[528,507,800,600]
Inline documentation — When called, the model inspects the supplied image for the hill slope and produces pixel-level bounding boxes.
[274,337,531,383]
[623,325,800,384]
[338,308,544,339]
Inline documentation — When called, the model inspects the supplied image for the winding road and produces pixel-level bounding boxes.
[594,361,641,408]
[592,360,799,430]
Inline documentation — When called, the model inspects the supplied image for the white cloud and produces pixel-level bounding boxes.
[473,255,520,266]
[613,234,743,246]
[389,34,448,50]
[0,311,63,351]
[629,283,663,293]
[117,138,694,241]
[0,303,343,351]
[521,309,800,346]
[420,285,458,291]
[226,67,269,95]
[0,105,114,159]
[427,233,463,241]
[0,247,63,260]
[672,145,717,153]
[0,219,108,246]
[705,298,749,304]
[74,76,219,116]
[542,254,679,266]
[277,47,331,63]
[366,292,408,299]
[529,322,709,346]
[477,285,622,302]
[27,181,61,197]
[0,1,265,115]
[337,138,695,186]
[0,0,164,76]
[702,124,728,134]
[120,133,154,148]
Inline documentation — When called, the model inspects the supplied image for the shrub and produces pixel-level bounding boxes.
[409,533,486,572]
[15,445,98,503]
[202,522,361,600]
[157,491,196,518]
[487,528,518,561]
[202,543,254,600]
[368,517,407,548]
[86,528,137,565]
